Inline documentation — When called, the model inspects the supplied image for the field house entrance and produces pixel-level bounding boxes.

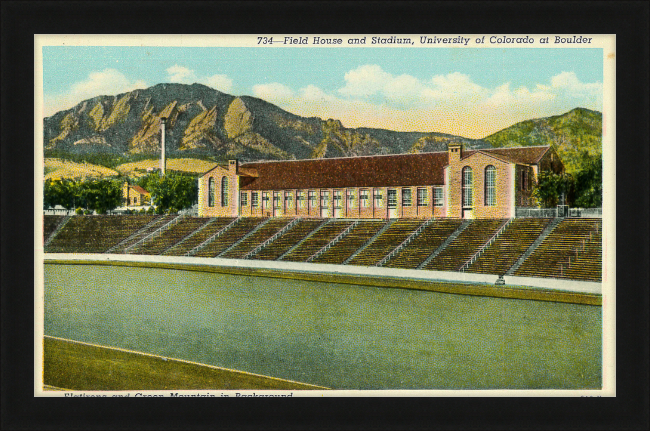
[387,189,398,218]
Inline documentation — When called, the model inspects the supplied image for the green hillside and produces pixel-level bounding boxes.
[483,108,602,173]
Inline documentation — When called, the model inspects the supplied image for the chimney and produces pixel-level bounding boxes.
[448,143,462,164]
[160,117,167,177]
[228,159,238,174]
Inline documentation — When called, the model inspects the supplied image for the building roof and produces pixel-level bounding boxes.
[222,145,551,191]
[129,185,150,195]
[462,146,550,165]
[239,152,450,190]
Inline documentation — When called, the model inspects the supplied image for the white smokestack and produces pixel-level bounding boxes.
[160,117,167,176]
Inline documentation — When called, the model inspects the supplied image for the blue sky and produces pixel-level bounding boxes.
[42,46,603,138]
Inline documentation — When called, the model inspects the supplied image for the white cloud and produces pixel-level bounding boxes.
[201,74,233,93]
[166,65,196,83]
[166,64,234,92]
[43,69,147,117]
[252,83,294,101]
[250,67,603,138]
[339,64,393,97]
[550,71,603,102]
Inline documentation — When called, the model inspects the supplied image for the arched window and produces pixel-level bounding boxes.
[208,177,215,207]
[462,167,473,208]
[221,176,229,207]
[484,165,496,206]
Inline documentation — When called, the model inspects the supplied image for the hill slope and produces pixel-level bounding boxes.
[44,83,490,163]
[483,108,602,173]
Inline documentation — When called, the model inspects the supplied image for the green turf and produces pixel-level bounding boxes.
[43,337,324,391]
[44,264,602,389]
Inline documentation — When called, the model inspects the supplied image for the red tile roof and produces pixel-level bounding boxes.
[130,185,150,195]
[239,152,449,190]
[463,146,550,165]
[231,145,550,191]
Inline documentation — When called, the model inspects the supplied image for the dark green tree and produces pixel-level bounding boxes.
[573,152,602,208]
[78,179,123,214]
[146,172,198,212]
[44,179,78,209]
[43,179,55,209]
[533,171,575,208]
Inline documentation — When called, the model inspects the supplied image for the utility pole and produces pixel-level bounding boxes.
[160,116,167,177]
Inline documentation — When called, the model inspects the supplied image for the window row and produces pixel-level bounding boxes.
[236,187,446,209]
[461,165,497,208]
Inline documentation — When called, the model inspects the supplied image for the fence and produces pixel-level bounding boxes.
[515,206,602,218]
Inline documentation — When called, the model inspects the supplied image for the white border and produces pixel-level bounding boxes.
[34,34,615,397]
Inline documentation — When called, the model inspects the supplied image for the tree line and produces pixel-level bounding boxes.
[44,172,198,214]
[533,151,602,208]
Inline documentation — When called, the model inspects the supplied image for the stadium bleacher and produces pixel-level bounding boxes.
[221,218,296,259]
[424,219,507,272]
[347,219,423,266]
[45,215,156,254]
[163,218,235,256]
[466,218,553,275]
[253,219,325,261]
[313,220,387,265]
[514,218,602,281]
[108,215,176,254]
[128,217,212,255]
[43,215,66,243]
[384,219,463,269]
[280,220,354,262]
[193,217,267,258]
[42,214,603,282]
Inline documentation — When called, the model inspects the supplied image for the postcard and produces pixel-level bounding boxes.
[35,34,615,397]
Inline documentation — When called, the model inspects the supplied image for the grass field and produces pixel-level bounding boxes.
[44,263,602,389]
[115,158,217,177]
[43,336,325,391]
[44,158,119,180]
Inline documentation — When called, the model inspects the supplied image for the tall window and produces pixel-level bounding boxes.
[262,192,270,208]
[521,169,528,191]
[374,190,383,208]
[221,176,229,207]
[297,191,306,209]
[320,190,330,207]
[284,191,293,209]
[252,192,259,208]
[433,187,443,207]
[208,177,215,207]
[308,190,317,208]
[387,189,397,208]
[333,190,342,208]
[240,192,248,207]
[402,188,412,207]
[484,165,496,206]
[462,167,473,208]
[417,188,428,206]
[273,192,281,209]
[347,189,355,208]
[360,189,369,208]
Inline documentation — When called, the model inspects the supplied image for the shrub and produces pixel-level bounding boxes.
[83,209,92,215]
[139,208,146,214]
[146,207,155,215]
[75,207,84,215]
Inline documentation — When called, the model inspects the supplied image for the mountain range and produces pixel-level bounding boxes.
[43,83,602,173]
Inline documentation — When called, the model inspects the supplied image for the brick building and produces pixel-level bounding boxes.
[122,182,151,207]
[197,144,563,219]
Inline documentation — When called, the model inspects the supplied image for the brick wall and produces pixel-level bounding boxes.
[446,152,515,219]
[198,163,239,217]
